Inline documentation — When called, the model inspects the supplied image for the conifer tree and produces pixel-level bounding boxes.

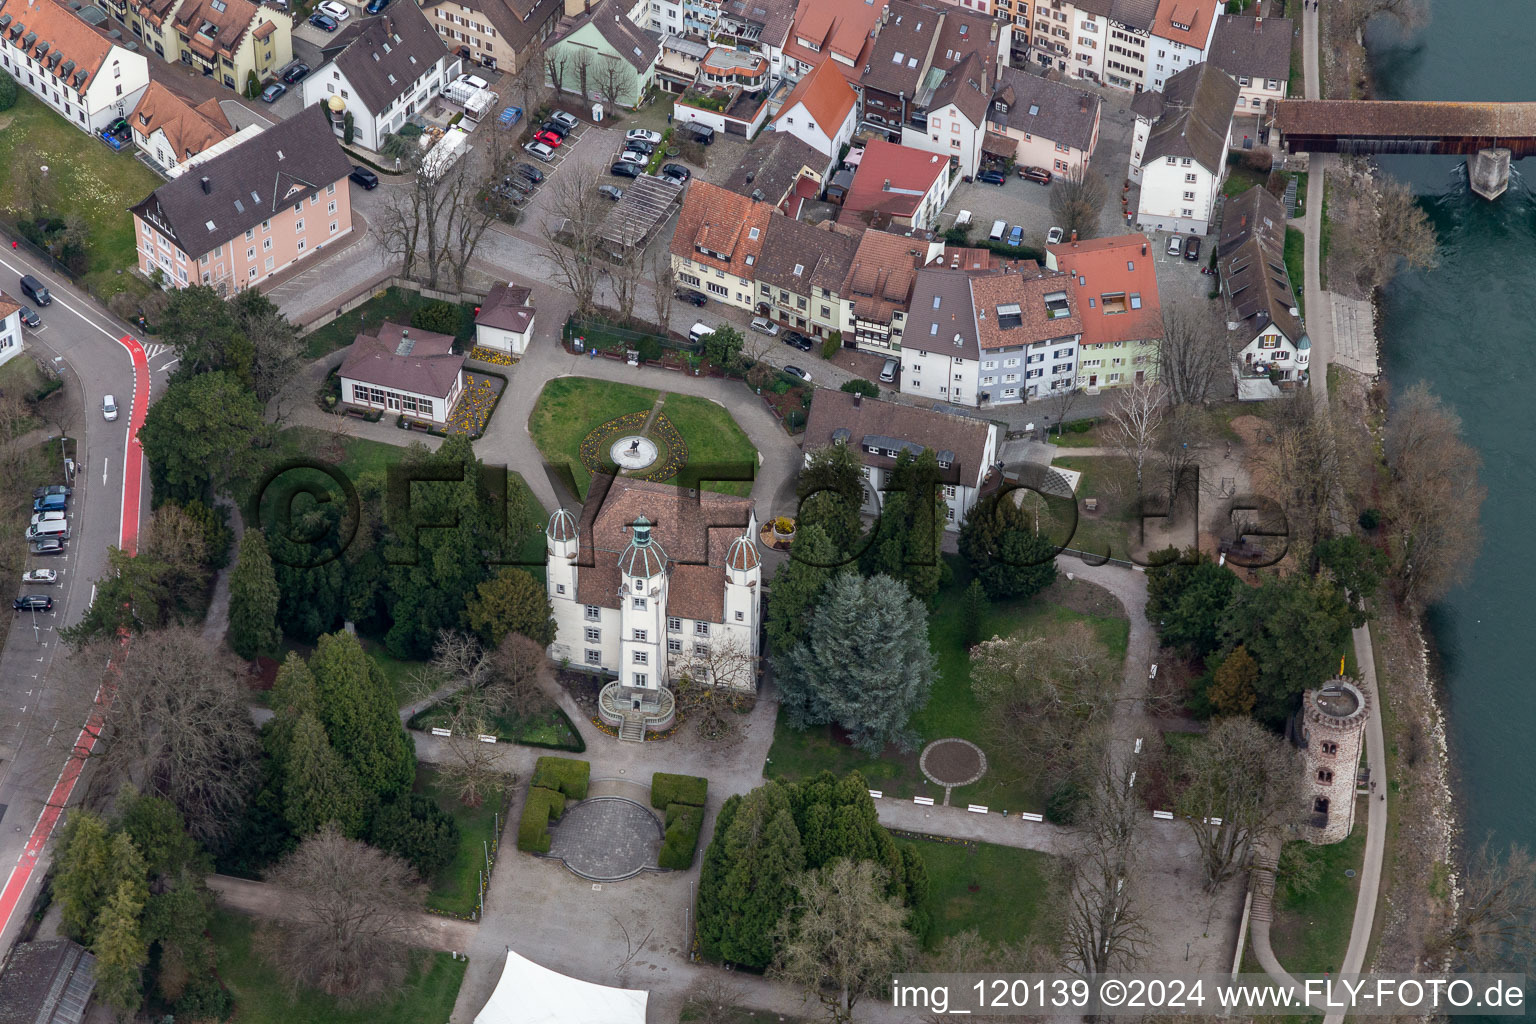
[283,711,366,836]
[228,528,282,660]
[91,880,149,1016]
[765,523,841,659]
[309,631,415,804]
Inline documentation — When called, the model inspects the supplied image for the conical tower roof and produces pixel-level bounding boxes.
[617,515,668,579]
[726,532,759,571]
[546,507,578,542]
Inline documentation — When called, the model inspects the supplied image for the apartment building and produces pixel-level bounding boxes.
[1206,14,1292,148]
[669,181,774,312]
[1129,61,1237,234]
[129,107,354,292]
[1145,0,1219,92]
[770,56,858,159]
[754,217,860,337]
[840,138,954,231]
[111,0,291,92]
[420,0,562,73]
[1046,233,1162,391]
[984,65,1100,175]
[0,0,149,135]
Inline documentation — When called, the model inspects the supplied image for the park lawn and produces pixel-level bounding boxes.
[1049,455,1140,560]
[363,640,426,709]
[767,564,1130,814]
[0,92,162,298]
[1044,425,1103,448]
[907,836,1062,950]
[1268,821,1367,974]
[1284,227,1306,316]
[207,909,466,1024]
[528,377,658,498]
[417,764,509,917]
[658,392,757,497]
[301,287,478,360]
[412,696,584,750]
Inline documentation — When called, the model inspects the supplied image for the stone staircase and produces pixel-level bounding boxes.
[619,717,646,743]
[1283,174,1299,218]
[1249,857,1277,923]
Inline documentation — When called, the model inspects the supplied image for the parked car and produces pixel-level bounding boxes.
[13,595,52,611]
[1166,234,1183,257]
[456,73,490,92]
[1046,226,1065,245]
[538,121,568,140]
[1007,225,1024,247]
[30,510,66,528]
[1020,166,1053,185]
[1184,235,1202,261]
[616,150,645,167]
[364,0,390,12]
[18,307,40,328]
[102,394,118,422]
[625,129,663,146]
[19,275,50,306]
[676,290,707,307]
[525,140,556,161]
[281,62,310,84]
[30,537,65,555]
[783,331,814,352]
[533,130,563,148]
[22,569,57,585]
[661,163,691,183]
[624,138,654,155]
[32,485,71,501]
[349,166,379,189]
[609,161,640,178]
[750,317,779,336]
[32,494,67,514]
[316,0,350,20]
[260,82,286,103]
[880,357,899,383]
[549,110,579,131]
[307,12,338,30]
[598,184,625,201]
[514,163,545,184]
[976,169,1006,186]
[782,365,811,382]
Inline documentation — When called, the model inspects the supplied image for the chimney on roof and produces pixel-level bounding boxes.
[853,391,862,408]
[1254,16,1261,29]
[1141,242,1147,256]
[200,176,210,193]
[1080,96,1088,113]
[1070,230,1077,242]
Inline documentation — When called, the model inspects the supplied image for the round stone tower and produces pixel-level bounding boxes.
[1299,679,1370,845]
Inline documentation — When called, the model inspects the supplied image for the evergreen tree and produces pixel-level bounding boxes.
[764,523,840,659]
[1315,534,1387,625]
[264,652,320,766]
[268,498,351,643]
[1209,645,1259,718]
[1146,547,1239,658]
[777,574,937,753]
[228,528,282,660]
[366,793,461,879]
[309,631,415,803]
[282,711,366,837]
[138,370,271,504]
[961,578,988,648]
[796,443,869,557]
[53,812,115,942]
[880,449,946,599]
[465,566,556,648]
[91,880,149,1016]
[958,491,1058,600]
[695,783,804,969]
[1220,575,1355,728]
[115,789,208,883]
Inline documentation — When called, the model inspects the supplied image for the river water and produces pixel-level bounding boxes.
[1367,3,1536,855]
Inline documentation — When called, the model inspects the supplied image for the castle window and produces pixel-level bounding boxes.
[667,616,682,632]
[585,605,601,621]
[632,596,647,611]
[633,629,648,642]
[1317,769,1334,784]
[584,627,600,642]
[1321,741,1338,755]
[555,584,566,595]
[1313,797,1329,814]
[585,649,601,665]
[694,621,711,637]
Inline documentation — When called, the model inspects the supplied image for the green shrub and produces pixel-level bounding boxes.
[516,786,566,853]
[411,300,462,336]
[1358,508,1381,530]
[840,379,878,398]
[658,803,703,869]
[650,772,707,809]
[343,111,355,145]
[1067,417,1094,434]
[368,793,461,878]
[636,336,663,363]
[530,756,590,800]
[821,331,842,361]
[245,70,260,100]
[0,70,16,112]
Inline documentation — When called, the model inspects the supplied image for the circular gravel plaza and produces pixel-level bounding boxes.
[920,738,988,787]
[546,797,662,881]
[609,435,659,471]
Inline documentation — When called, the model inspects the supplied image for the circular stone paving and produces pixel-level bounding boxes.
[546,797,663,881]
[920,738,988,787]
[609,435,659,471]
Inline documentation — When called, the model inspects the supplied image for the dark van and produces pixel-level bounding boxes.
[19,275,50,306]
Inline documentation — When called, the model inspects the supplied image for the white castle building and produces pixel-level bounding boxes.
[545,478,761,740]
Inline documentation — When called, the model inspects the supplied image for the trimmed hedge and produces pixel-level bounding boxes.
[516,786,566,853]
[658,803,704,870]
[531,756,590,800]
[650,772,707,810]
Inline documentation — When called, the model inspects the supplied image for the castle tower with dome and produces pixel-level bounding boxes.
[1297,679,1370,844]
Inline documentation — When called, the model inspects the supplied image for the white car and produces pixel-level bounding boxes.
[616,150,645,166]
[316,0,350,20]
[749,317,779,336]
[30,510,66,528]
[22,569,58,585]
[102,394,118,421]
[524,140,556,161]
[1046,226,1065,245]
[456,73,489,92]
[625,129,662,146]
[549,110,578,131]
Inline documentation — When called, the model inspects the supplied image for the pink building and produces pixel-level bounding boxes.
[129,107,354,293]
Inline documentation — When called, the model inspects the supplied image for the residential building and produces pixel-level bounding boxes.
[112,0,291,93]
[128,79,244,177]
[770,56,857,159]
[475,282,536,355]
[712,0,797,82]
[720,130,833,213]
[0,940,96,1024]
[0,291,23,368]
[901,264,1082,407]
[840,228,920,351]
[780,0,884,84]
[1218,184,1307,398]
[669,181,774,312]
[839,138,954,231]
[544,0,660,108]
[301,3,459,152]
[754,217,860,336]
[1145,0,1220,93]
[0,0,149,135]
[655,32,706,93]
[1046,233,1161,391]
[699,44,770,93]
[420,0,563,74]
[1025,0,1126,83]
[1128,61,1237,234]
[1206,14,1292,149]
[544,482,761,733]
[984,65,1100,175]
[339,322,465,423]
[129,107,354,292]
[901,51,992,178]
[802,388,999,529]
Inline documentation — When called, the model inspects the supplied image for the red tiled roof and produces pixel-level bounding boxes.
[842,139,948,220]
[1151,0,1217,46]
[131,81,235,162]
[772,57,856,135]
[842,228,922,322]
[1048,233,1163,348]
[0,0,115,93]
[969,269,1081,352]
[668,180,774,277]
[782,0,881,81]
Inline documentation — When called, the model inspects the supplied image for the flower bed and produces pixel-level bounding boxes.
[577,412,689,483]
[469,345,515,366]
[447,372,503,436]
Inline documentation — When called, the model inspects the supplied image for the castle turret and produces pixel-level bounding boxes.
[545,508,579,622]
[1299,679,1370,845]
[723,519,762,665]
[617,516,667,708]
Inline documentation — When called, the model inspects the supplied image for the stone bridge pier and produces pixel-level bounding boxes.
[1470,147,1511,200]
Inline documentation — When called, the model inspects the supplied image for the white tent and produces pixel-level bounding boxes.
[474,950,649,1024]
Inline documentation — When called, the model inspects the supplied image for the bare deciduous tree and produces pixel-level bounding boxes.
[433,696,508,808]
[1256,394,1342,563]
[648,243,675,330]
[1171,716,1303,891]
[536,165,608,317]
[1040,385,1084,436]
[261,824,424,1002]
[1428,840,1536,972]
[1049,167,1109,241]
[510,50,546,114]
[1104,377,1167,491]
[543,49,568,95]
[488,631,554,718]
[1331,163,1437,298]
[140,504,212,609]
[923,928,1057,1023]
[773,859,917,1024]
[1063,762,1146,978]
[593,53,638,111]
[1154,403,1211,512]
[1382,382,1485,603]
[69,627,260,843]
[670,635,757,740]
[680,976,749,1024]
[1159,299,1234,406]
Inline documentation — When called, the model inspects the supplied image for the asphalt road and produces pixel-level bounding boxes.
[0,246,166,954]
